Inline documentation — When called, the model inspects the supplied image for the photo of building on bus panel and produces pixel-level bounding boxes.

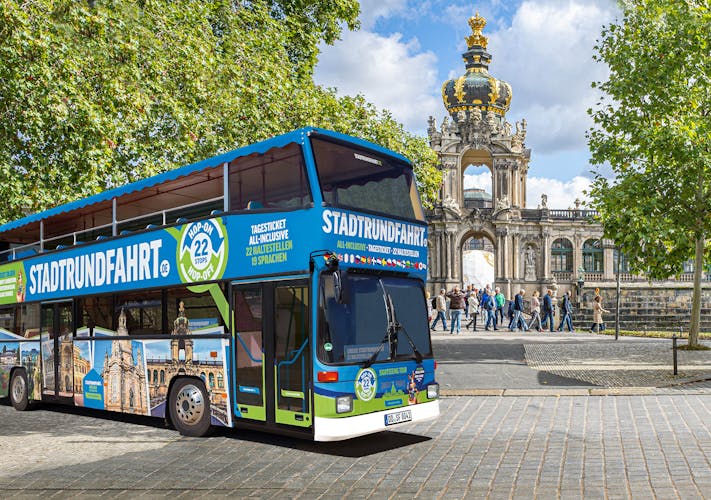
[71,290,231,427]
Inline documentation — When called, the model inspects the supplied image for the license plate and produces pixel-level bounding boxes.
[384,409,412,426]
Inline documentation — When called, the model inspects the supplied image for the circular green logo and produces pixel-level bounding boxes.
[355,368,377,402]
[177,219,228,283]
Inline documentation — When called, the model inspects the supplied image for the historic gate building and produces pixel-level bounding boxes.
[425,13,710,329]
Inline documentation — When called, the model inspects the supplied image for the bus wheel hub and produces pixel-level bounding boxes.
[174,384,205,425]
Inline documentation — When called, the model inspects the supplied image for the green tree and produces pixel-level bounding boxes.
[0,0,439,223]
[587,0,711,346]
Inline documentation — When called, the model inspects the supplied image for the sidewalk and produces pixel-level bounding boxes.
[431,327,711,395]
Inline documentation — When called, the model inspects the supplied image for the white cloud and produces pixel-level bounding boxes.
[526,175,591,209]
[485,0,619,153]
[463,170,591,209]
[315,29,441,132]
[357,0,409,29]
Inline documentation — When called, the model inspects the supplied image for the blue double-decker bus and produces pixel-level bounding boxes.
[0,128,439,440]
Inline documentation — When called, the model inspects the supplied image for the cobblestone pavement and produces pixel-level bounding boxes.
[433,329,711,394]
[524,339,711,388]
[1,395,711,499]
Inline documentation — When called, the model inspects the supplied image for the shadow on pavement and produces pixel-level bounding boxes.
[214,426,432,457]
[1,399,431,456]
[537,370,596,387]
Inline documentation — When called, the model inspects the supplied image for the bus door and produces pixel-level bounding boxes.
[232,280,312,430]
[273,281,311,428]
[40,301,73,400]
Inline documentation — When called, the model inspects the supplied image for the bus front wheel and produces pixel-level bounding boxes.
[10,370,32,411]
[168,378,212,437]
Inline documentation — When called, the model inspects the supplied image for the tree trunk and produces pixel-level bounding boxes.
[689,235,704,347]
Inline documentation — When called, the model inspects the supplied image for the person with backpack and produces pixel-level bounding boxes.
[557,291,574,332]
[481,287,498,330]
[430,289,448,331]
[510,289,529,332]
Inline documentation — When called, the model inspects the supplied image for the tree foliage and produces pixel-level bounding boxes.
[587,0,711,343]
[0,0,440,223]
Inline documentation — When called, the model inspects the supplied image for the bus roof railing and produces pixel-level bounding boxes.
[0,195,224,262]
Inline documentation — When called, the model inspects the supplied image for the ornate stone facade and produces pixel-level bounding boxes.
[102,309,147,414]
[426,13,711,328]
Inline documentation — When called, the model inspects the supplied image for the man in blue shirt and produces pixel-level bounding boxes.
[541,289,555,332]
[511,289,529,332]
[480,287,498,330]
[557,291,574,331]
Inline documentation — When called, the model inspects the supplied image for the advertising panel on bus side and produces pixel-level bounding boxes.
[0,208,427,306]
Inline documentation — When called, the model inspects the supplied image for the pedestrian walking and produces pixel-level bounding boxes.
[466,288,479,330]
[481,287,498,330]
[590,295,609,332]
[511,289,529,332]
[557,291,574,332]
[541,289,555,332]
[464,285,473,319]
[494,287,506,324]
[528,290,542,331]
[447,286,466,334]
[430,289,448,331]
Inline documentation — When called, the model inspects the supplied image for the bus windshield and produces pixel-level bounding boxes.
[318,273,432,365]
[311,137,425,222]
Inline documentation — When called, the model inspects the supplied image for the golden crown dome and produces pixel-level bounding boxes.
[441,12,512,118]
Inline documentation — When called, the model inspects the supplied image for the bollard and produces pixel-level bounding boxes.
[672,334,678,375]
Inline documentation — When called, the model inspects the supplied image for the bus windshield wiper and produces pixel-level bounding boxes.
[393,323,423,364]
[361,332,389,368]
[361,279,397,368]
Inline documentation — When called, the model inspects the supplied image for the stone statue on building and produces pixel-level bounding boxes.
[541,194,548,209]
[524,246,536,281]
[495,195,509,211]
[442,195,461,215]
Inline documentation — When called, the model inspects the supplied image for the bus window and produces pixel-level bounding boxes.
[19,304,40,339]
[228,143,312,211]
[116,291,163,335]
[0,306,15,334]
[166,286,225,334]
[311,137,425,222]
[78,296,113,336]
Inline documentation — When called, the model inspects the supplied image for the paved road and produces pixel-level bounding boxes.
[1,331,710,498]
[1,395,710,498]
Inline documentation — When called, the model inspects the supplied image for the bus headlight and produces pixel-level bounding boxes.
[427,384,439,399]
[336,395,353,414]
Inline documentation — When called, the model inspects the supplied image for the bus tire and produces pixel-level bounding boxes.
[10,369,32,411]
[168,378,212,437]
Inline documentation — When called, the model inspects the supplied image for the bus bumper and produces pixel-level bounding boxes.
[313,399,440,442]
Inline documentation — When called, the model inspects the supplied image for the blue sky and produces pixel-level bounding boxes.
[315,0,620,209]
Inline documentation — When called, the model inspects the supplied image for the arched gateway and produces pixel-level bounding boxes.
[425,13,711,331]
[426,12,604,301]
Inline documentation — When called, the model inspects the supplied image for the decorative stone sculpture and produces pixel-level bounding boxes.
[524,246,536,281]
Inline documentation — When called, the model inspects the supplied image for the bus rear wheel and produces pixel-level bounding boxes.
[169,378,212,437]
[10,370,32,411]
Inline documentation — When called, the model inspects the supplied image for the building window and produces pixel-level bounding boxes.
[583,239,603,272]
[217,373,224,389]
[209,372,215,388]
[160,370,165,384]
[613,249,630,273]
[551,238,573,272]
